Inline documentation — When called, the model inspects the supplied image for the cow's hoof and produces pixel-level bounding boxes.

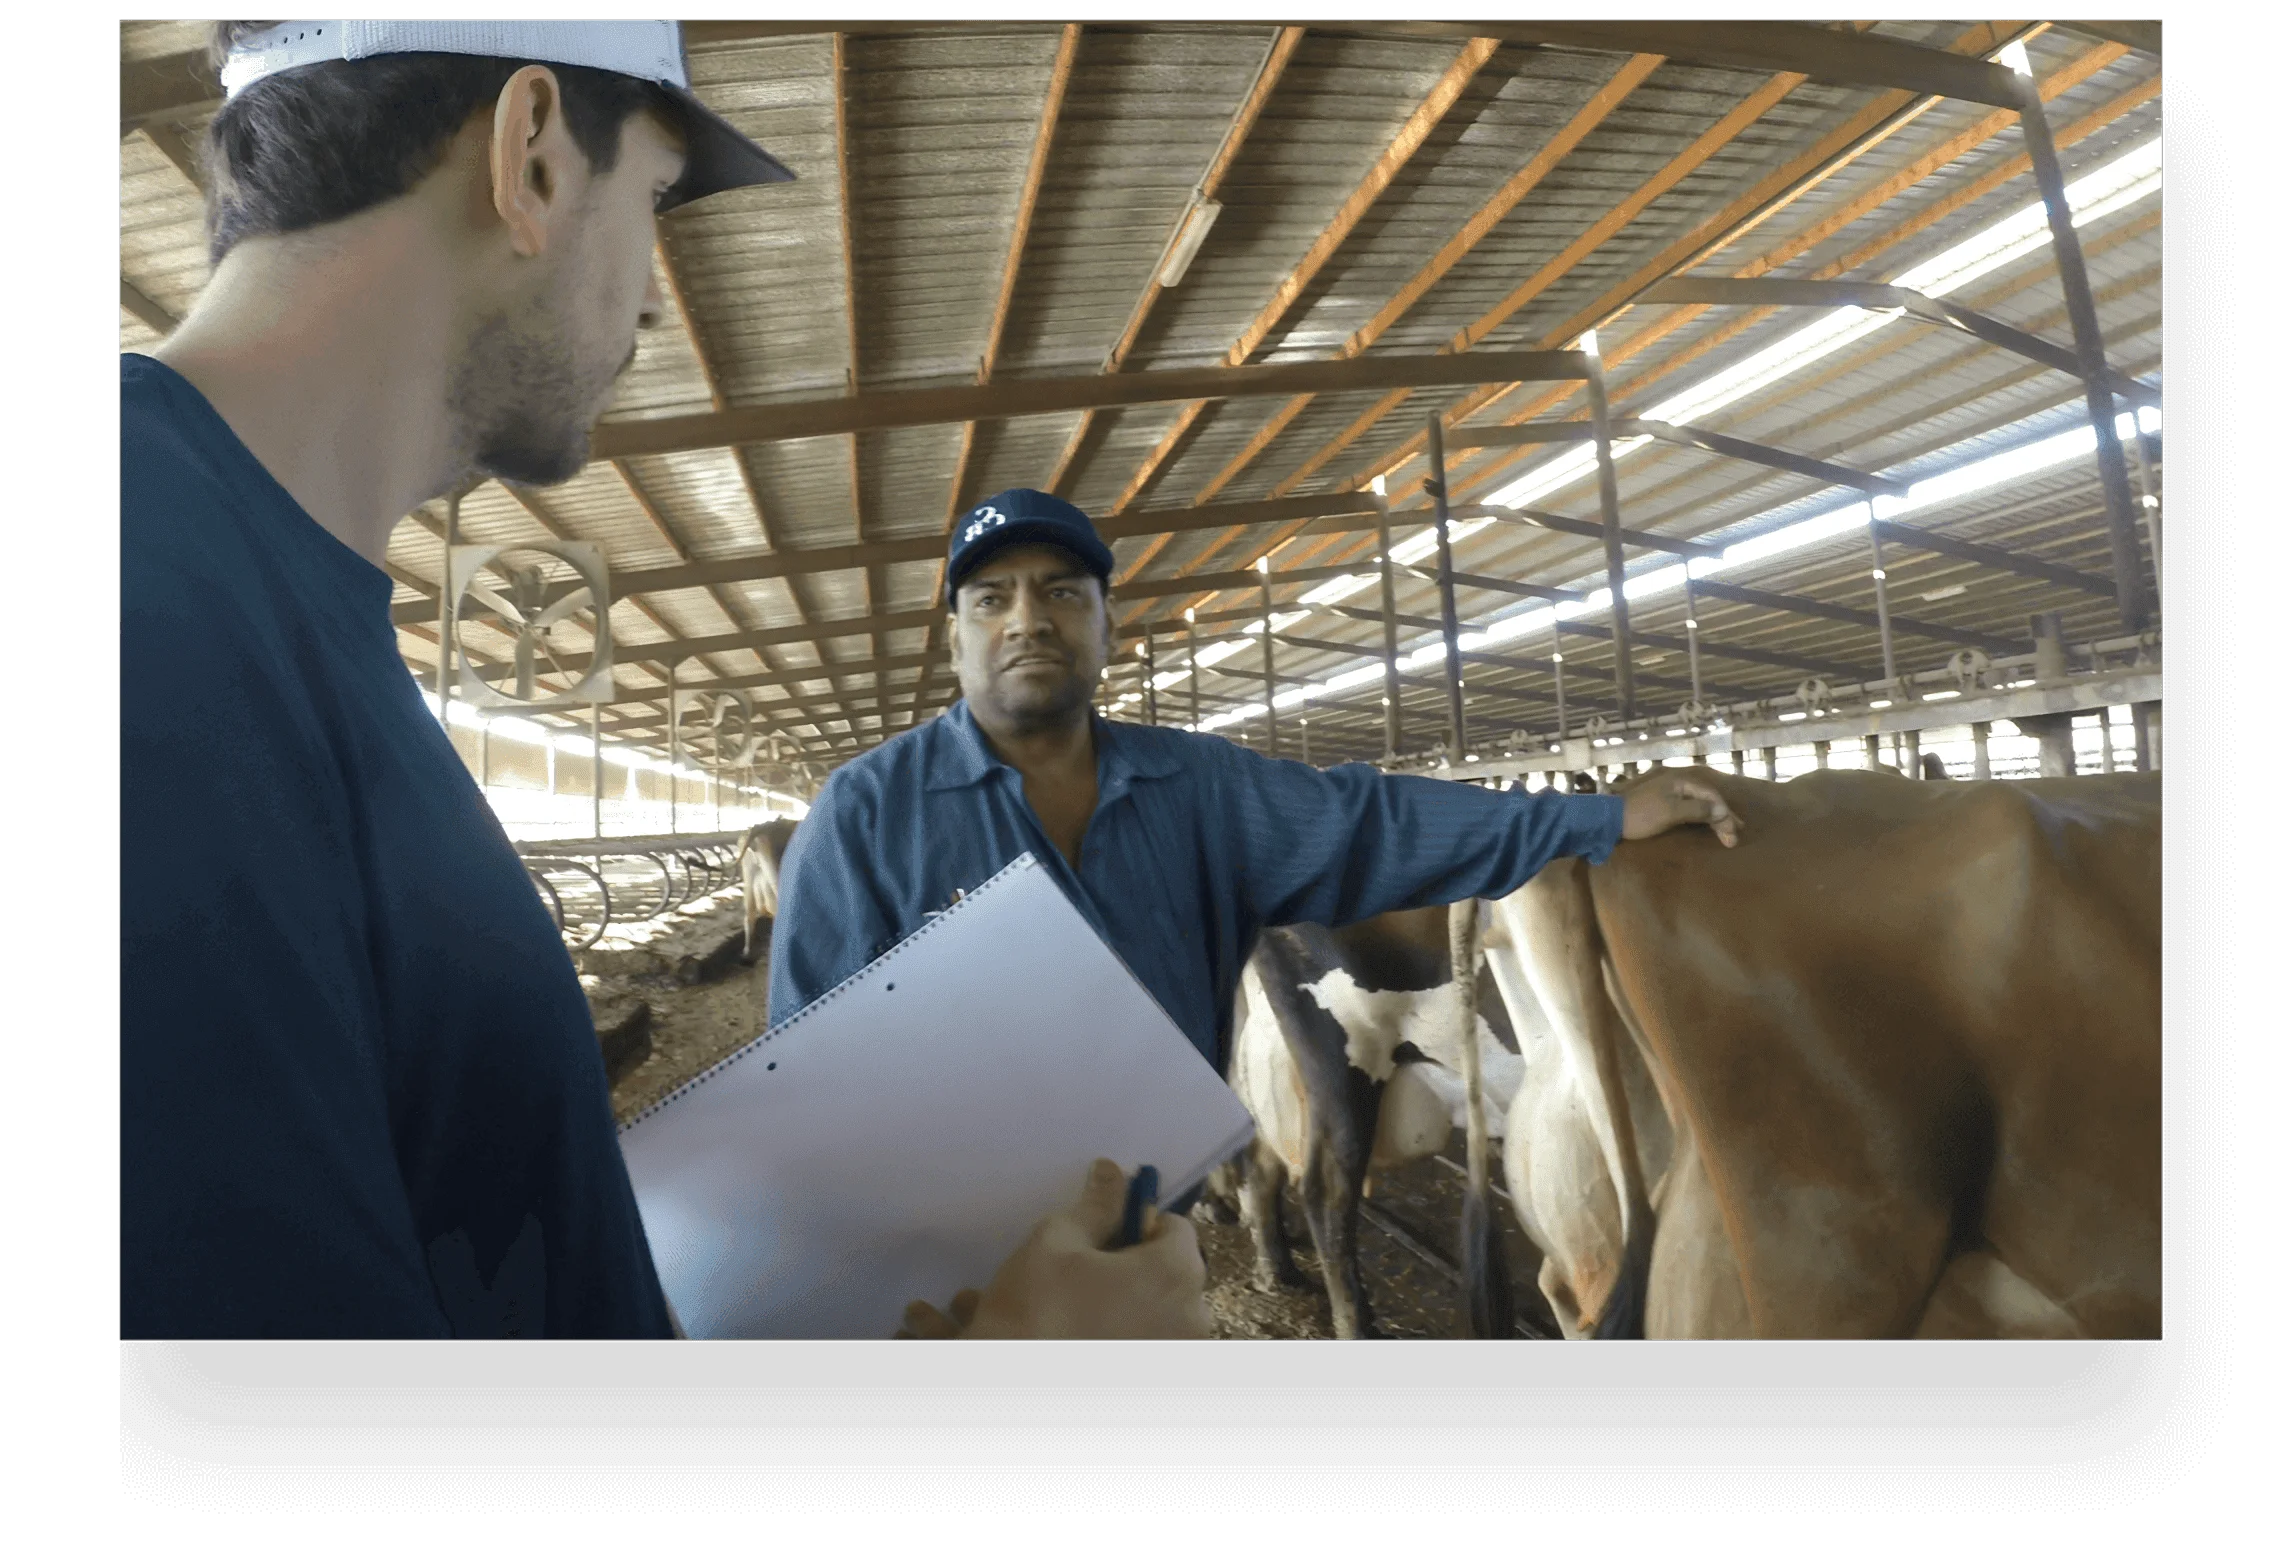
[1252,1264,1307,1295]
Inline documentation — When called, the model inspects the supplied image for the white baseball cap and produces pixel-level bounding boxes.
[218,20,794,208]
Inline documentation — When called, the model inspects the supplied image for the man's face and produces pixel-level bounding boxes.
[449,104,684,486]
[948,545,1111,734]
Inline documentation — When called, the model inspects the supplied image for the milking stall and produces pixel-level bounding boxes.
[119,18,2163,1342]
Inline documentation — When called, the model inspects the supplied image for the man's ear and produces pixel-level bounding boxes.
[490,65,578,259]
[945,610,962,661]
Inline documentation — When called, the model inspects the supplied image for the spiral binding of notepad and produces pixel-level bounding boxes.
[616,852,1042,1134]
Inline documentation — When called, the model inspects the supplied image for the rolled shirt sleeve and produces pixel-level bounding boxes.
[1211,745,1627,930]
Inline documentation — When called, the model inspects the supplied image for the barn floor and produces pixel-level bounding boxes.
[602,925,1562,1341]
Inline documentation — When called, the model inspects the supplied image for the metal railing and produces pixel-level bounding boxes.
[514,830,749,951]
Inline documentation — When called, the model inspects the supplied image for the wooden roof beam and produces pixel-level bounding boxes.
[1106,35,1502,566]
[897,23,1083,740]
[1041,26,1305,496]
[651,225,862,728]
[124,21,2029,132]
[1398,26,2100,511]
[120,278,175,336]
[1182,52,1663,521]
[587,347,1581,461]
[385,491,1380,627]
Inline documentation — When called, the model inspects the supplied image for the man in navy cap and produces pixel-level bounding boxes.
[769,490,1739,1077]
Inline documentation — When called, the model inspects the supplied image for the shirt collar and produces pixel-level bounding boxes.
[923,700,1186,793]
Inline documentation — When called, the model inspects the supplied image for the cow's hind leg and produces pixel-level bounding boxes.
[1296,1122,1377,1339]
[1236,1145,1304,1291]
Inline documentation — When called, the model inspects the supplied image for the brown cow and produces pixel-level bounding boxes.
[737,818,800,962]
[1489,766,2159,1338]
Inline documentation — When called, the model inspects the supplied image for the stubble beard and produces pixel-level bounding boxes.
[447,286,628,490]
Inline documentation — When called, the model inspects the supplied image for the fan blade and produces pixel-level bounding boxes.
[464,580,525,626]
[527,586,594,633]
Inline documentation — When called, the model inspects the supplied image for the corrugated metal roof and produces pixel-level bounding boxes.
[119,19,2163,769]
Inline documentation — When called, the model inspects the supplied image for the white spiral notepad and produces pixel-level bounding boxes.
[616,852,1256,1339]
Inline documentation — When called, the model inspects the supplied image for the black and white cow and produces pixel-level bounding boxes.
[1218,903,1530,1339]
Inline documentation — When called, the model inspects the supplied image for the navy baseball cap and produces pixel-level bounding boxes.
[943,489,1117,604]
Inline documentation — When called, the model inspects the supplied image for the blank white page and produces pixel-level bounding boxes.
[616,853,1256,1339]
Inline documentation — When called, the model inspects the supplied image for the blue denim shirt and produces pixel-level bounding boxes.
[768,700,1626,1069]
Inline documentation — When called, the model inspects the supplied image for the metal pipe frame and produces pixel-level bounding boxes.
[1433,666,2158,781]
[1427,416,1468,755]
[1581,337,1634,718]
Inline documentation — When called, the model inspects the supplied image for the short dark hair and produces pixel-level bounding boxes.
[202,22,672,265]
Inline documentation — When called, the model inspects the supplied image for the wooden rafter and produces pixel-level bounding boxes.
[650,228,862,728]
[1172,50,1664,566]
[1135,49,1834,630]
[1106,35,1501,566]
[830,32,891,740]
[1435,49,2148,513]
[899,22,1084,736]
[1359,21,2060,511]
[1041,26,1305,497]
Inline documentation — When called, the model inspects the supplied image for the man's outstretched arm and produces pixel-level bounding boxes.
[1211,743,1739,930]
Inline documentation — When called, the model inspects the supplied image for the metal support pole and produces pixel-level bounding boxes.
[1867,521,1899,690]
[1813,739,1831,771]
[1680,575,1703,713]
[1905,726,1922,780]
[2134,700,2159,771]
[1728,746,1744,776]
[2126,415,2162,606]
[1864,732,1880,769]
[1972,721,1993,780]
[2098,707,2114,774]
[1760,747,1777,781]
[2013,80,2144,631]
[1427,416,1466,757]
[1300,716,1311,768]
[668,663,680,835]
[2018,712,2076,778]
[1185,611,1201,732]
[1581,332,1634,719]
[435,493,460,729]
[1550,619,1568,741]
[1259,559,1278,758]
[591,703,604,840]
[1141,630,1158,726]
[1377,505,1402,758]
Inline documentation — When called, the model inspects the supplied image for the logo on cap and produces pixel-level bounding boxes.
[960,506,1008,545]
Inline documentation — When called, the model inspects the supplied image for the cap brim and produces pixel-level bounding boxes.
[656,82,795,210]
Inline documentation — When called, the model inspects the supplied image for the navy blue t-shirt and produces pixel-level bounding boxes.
[120,354,674,1338]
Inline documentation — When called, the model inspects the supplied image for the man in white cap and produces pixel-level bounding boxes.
[122,22,1206,1339]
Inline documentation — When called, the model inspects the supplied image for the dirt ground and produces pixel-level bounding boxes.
[601,915,1562,1341]
[602,923,777,1126]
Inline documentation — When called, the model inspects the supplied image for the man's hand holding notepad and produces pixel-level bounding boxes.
[617,854,1255,1339]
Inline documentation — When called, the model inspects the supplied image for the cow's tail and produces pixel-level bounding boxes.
[1506,861,1656,1339]
[1450,898,1516,1340]
[1577,889,1654,1341]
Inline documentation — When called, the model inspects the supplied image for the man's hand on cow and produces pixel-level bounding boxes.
[893,1158,1212,1339]
[1619,769,1742,848]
